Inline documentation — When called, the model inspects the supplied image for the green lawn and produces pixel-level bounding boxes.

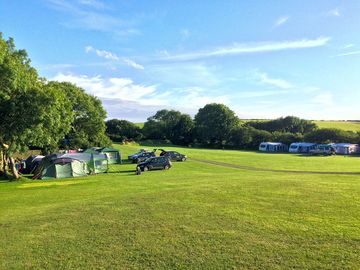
[313,121,360,132]
[0,145,359,269]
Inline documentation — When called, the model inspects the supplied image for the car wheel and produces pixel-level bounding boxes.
[164,165,170,170]
[144,166,149,172]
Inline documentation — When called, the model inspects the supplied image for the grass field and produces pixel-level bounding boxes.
[1,144,360,269]
[314,121,360,132]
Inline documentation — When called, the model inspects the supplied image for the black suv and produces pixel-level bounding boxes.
[129,151,156,163]
[137,156,172,171]
[159,150,187,161]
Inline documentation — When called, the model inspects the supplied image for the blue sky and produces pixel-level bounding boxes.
[1,0,360,121]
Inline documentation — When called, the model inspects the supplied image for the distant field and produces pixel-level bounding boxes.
[1,144,359,269]
[314,121,360,132]
[134,122,144,128]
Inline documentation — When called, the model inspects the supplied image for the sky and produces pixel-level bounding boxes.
[1,0,360,121]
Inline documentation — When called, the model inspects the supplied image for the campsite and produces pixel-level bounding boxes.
[2,1,360,269]
[1,143,360,269]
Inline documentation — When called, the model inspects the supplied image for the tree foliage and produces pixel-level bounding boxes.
[106,119,143,142]
[304,128,358,144]
[0,34,110,178]
[143,109,194,145]
[247,116,316,134]
[194,103,239,147]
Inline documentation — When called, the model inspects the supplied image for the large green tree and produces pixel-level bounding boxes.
[0,34,73,179]
[48,81,111,149]
[143,109,194,145]
[194,103,239,147]
[106,119,143,142]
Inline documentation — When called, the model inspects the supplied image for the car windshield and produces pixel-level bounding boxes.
[144,158,154,163]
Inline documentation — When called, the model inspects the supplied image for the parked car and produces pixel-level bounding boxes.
[158,149,187,161]
[136,156,172,172]
[128,151,155,163]
[309,144,336,156]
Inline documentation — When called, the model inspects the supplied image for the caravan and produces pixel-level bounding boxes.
[259,142,288,152]
[289,142,316,153]
[333,143,360,155]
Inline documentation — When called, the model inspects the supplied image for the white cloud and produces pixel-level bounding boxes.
[78,0,106,9]
[311,92,333,106]
[47,0,140,37]
[52,73,155,101]
[343,44,355,49]
[123,58,145,70]
[327,8,340,17]
[85,46,144,69]
[335,50,360,57]
[161,37,331,61]
[51,73,232,118]
[274,16,290,27]
[180,29,191,39]
[256,72,293,89]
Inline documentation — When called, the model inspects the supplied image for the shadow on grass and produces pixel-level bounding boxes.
[107,170,136,174]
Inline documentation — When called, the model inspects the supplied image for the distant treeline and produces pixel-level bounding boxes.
[106,104,360,149]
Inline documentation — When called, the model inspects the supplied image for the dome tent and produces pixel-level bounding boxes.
[32,153,108,179]
[33,154,89,180]
[84,147,121,164]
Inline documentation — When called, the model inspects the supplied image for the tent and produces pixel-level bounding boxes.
[259,142,288,152]
[84,147,121,164]
[33,155,89,179]
[33,153,109,179]
[24,155,45,174]
[60,153,109,174]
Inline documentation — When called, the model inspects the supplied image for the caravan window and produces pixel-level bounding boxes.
[260,144,266,148]
[290,145,298,149]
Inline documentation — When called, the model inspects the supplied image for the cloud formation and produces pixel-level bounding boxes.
[161,37,331,61]
[85,46,144,69]
[256,71,293,89]
[335,50,360,57]
[274,16,290,27]
[327,8,340,17]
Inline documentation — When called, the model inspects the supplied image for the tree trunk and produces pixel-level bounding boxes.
[0,150,3,175]
[9,156,19,180]
[2,151,8,178]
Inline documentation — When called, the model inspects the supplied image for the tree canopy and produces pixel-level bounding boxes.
[0,34,110,179]
[194,103,239,147]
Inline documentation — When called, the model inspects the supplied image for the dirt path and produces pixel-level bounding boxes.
[190,158,360,176]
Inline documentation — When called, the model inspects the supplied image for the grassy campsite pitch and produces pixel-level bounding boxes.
[1,144,360,269]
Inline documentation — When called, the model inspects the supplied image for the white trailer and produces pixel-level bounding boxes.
[289,142,317,153]
[259,142,288,152]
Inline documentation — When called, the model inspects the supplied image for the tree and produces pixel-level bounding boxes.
[48,82,111,149]
[272,132,304,146]
[0,34,73,178]
[247,128,273,148]
[171,114,194,145]
[229,126,253,149]
[194,103,239,147]
[304,128,357,143]
[142,109,194,145]
[106,119,143,142]
[246,116,317,134]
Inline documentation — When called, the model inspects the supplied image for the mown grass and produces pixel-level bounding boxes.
[0,145,359,269]
[313,121,360,132]
[120,144,360,173]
